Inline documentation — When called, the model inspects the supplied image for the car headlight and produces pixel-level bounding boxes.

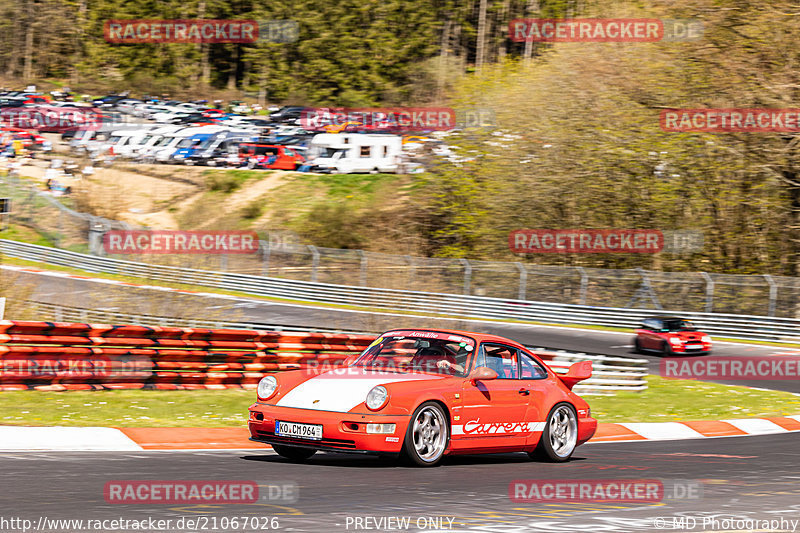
[701,336,712,343]
[257,375,278,399]
[669,337,682,345]
[366,386,388,411]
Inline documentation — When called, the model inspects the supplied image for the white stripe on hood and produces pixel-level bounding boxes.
[276,369,443,413]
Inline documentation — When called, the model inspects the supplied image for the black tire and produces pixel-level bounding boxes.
[402,402,449,467]
[271,444,317,462]
[529,403,578,463]
[633,336,642,354]
[662,341,673,356]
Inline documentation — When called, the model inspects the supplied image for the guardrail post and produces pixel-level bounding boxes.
[764,274,777,316]
[87,218,108,256]
[515,262,527,300]
[308,245,320,283]
[56,209,63,248]
[460,258,472,295]
[261,239,270,277]
[700,272,714,313]
[577,267,588,305]
[628,268,663,309]
[357,250,367,287]
[405,255,415,287]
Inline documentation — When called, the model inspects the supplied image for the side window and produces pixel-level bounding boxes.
[360,146,371,158]
[520,351,548,379]
[479,344,518,379]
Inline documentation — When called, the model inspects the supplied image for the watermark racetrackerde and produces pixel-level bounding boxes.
[509,18,702,42]
[104,19,298,44]
[0,356,151,379]
[104,480,298,504]
[102,230,259,255]
[509,229,664,254]
[0,107,103,133]
[661,108,800,132]
[661,356,800,381]
[301,107,459,133]
[509,479,703,503]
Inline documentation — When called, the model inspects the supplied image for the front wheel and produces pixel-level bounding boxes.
[529,403,578,462]
[402,402,449,467]
[271,444,317,462]
[662,341,673,356]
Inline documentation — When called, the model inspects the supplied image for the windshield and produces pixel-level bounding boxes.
[197,137,216,149]
[177,137,199,148]
[354,331,475,377]
[154,136,174,147]
[664,319,696,332]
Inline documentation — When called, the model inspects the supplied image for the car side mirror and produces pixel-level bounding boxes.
[469,366,498,384]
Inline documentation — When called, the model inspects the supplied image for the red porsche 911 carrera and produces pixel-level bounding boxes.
[248,329,597,466]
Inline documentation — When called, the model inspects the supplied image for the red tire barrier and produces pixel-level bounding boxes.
[0,321,374,390]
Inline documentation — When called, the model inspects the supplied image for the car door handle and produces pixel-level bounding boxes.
[518,388,530,396]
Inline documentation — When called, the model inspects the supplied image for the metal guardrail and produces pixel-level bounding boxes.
[3,175,798,318]
[3,239,799,344]
[527,347,648,394]
[23,300,352,334]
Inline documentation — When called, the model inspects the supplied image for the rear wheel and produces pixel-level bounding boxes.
[402,402,449,467]
[271,444,316,462]
[529,403,578,462]
[633,336,642,353]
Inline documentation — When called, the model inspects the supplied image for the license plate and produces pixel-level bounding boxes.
[275,420,322,440]
[686,344,703,349]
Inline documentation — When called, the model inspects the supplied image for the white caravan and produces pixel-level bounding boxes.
[307,133,402,173]
[152,125,229,163]
[127,125,184,159]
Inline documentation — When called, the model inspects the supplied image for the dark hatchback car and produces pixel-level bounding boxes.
[268,106,307,123]
[634,316,712,356]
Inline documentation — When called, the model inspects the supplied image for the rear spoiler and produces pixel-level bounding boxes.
[557,361,592,390]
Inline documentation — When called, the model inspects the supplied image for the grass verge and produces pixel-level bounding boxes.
[0,376,798,427]
[588,375,800,423]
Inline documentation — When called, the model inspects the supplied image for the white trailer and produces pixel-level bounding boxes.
[308,133,402,173]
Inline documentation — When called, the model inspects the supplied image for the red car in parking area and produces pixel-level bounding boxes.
[248,329,597,466]
[0,127,50,150]
[239,143,305,170]
[634,316,712,355]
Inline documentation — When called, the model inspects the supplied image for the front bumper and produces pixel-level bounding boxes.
[248,403,409,455]
[671,342,712,354]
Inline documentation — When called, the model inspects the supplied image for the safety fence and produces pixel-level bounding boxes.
[0,321,371,391]
[22,300,349,333]
[2,173,799,317]
[2,240,799,343]
[0,321,648,393]
[529,347,648,394]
